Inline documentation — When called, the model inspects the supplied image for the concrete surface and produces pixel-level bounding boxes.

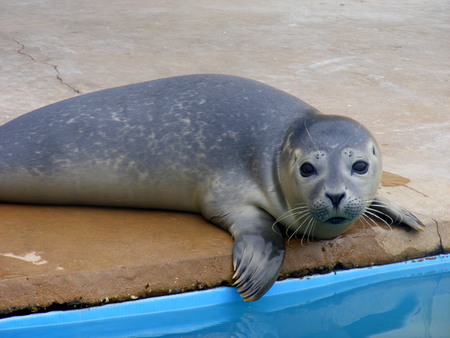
[0,0,448,316]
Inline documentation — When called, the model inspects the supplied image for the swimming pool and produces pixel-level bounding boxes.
[1,254,449,337]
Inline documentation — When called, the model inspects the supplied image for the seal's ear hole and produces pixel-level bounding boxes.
[352,161,369,175]
[300,162,316,177]
[372,146,376,156]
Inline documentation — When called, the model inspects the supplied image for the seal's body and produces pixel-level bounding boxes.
[0,74,423,301]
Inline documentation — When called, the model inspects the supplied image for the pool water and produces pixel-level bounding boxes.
[1,255,449,337]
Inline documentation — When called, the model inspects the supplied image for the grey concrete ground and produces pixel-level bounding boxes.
[0,0,449,315]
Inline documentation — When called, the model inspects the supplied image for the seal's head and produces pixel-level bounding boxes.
[278,115,382,239]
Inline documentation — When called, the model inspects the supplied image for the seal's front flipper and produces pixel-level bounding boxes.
[230,213,285,301]
[368,196,425,231]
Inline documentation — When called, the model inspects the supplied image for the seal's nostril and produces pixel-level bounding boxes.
[326,192,346,208]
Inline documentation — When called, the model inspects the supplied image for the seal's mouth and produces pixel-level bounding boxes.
[325,217,348,225]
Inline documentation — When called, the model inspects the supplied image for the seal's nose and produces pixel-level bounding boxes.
[326,192,346,208]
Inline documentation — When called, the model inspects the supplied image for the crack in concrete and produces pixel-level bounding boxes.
[52,64,81,94]
[432,217,444,253]
[13,39,81,94]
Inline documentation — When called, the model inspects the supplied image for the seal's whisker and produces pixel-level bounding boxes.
[287,209,312,239]
[307,218,317,244]
[365,206,395,225]
[301,216,316,246]
[304,120,319,152]
[364,209,393,230]
[272,205,309,228]
[288,215,306,240]
[359,214,373,229]
[292,203,311,209]
[290,211,310,221]
[287,222,298,242]
[288,215,311,243]
[309,221,316,243]
[365,210,392,228]
[360,214,381,230]
[286,215,303,240]
[272,211,291,232]
[365,213,388,231]
[273,212,309,238]
[301,218,311,245]
[276,206,309,221]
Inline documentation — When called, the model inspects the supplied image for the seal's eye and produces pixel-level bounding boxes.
[300,162,316,177]
[352,161,369,174]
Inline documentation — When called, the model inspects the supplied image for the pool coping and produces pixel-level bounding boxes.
[1,254,448,330]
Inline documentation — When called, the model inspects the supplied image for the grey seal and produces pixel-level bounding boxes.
[0,74,424,301]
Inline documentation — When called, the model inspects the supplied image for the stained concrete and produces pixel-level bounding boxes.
[0,0,449,316]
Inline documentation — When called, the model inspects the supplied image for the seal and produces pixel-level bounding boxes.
[0,74,424,301]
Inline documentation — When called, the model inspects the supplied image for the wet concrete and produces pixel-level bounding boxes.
[0,0,449,316]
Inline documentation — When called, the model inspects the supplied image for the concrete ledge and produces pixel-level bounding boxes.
[0,205,233,315]
[0,200,444,317]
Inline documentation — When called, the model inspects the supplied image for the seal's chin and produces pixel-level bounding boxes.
[325,217,351,225]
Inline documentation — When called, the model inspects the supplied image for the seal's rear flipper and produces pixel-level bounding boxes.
[368,196,425,231]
